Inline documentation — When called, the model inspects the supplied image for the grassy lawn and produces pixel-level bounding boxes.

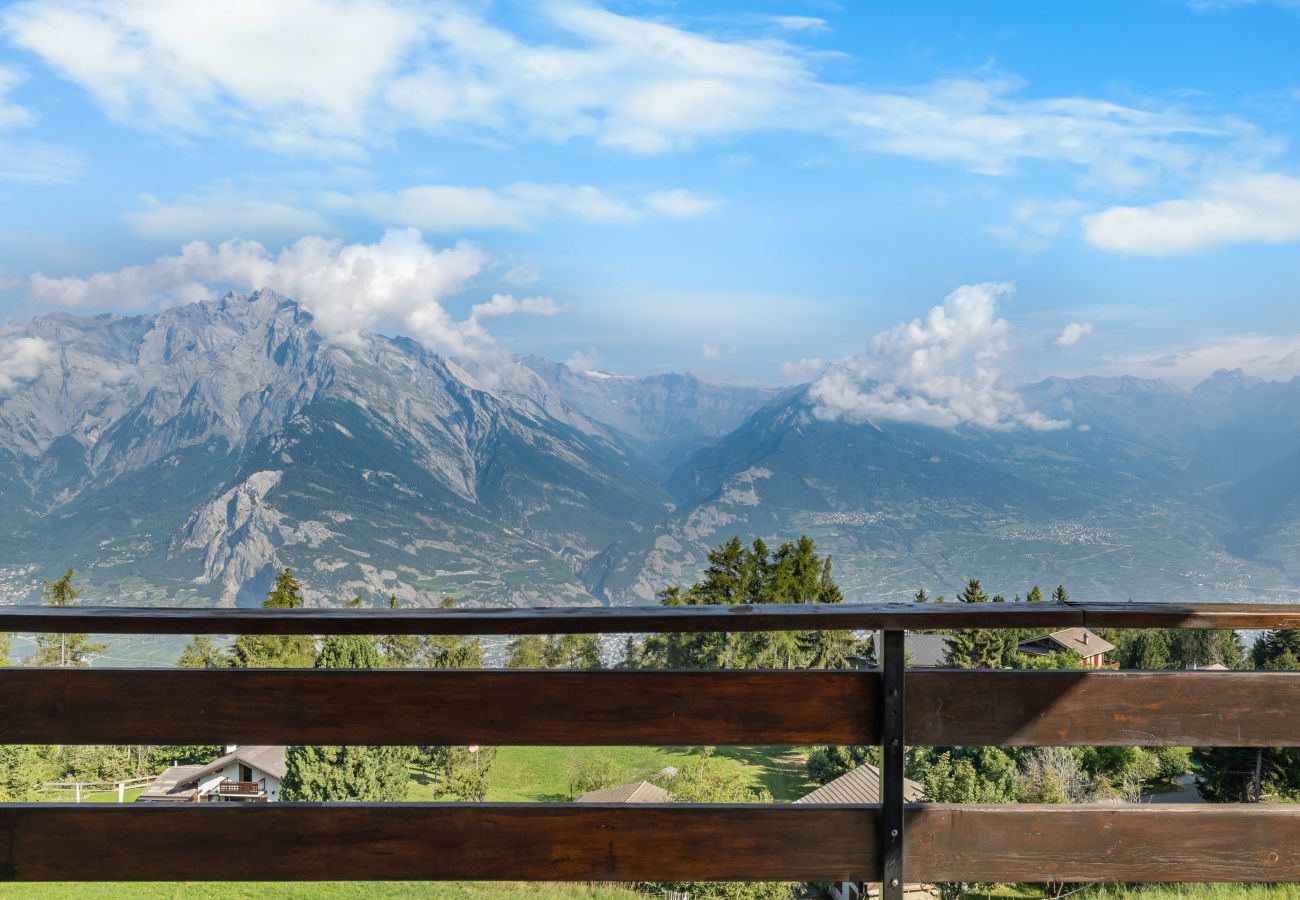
[406,745,815,803]
[0,883,640,899]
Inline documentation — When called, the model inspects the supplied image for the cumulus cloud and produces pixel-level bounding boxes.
[469,293,559,319]
[2,0,1240,184]
[27,228,507,353]
[0,331,54,391]
[807,283,1068,431]
[1053,322,1095,348]
[1114,331,1300,383]
[1083,173,1300,255]
[565,348,600,372]
[778,357,828,382]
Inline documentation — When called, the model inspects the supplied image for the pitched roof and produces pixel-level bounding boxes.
[575,781,671,803]
[193,745,288,782]
[906,633,953,668]
[138,764,205,802]
[1020,627,1115,657]
[795,763,925,805]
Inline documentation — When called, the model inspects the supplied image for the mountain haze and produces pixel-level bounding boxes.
[2,291,1300,615]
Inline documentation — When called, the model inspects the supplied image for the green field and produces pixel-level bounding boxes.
[0,883,640,899]
[406,745,816,803]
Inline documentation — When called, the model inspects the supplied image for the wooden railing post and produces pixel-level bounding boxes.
[880,629,905,900]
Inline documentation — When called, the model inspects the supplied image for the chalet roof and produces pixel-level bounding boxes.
[138,764,205,802]
[194,745,288,782]
[575,781,671,803]
[1020,627,1115,657]
[794,763,925,805]
[906,633,952,668]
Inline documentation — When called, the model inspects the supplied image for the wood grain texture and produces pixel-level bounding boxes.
[0,803,876,882]
[0,668,876,746]
[907,804,1300,883]
[1076,601,1300,630]
[0,602,1085,634]
[8,667,1297,747]
[907,670,1300,747]
[5,803,1300,884]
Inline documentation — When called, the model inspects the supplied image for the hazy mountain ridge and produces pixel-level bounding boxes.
[1,290,1299,612]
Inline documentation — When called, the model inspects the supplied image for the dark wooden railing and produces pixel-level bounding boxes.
[2,601,1299,893]
[215,779,266,796]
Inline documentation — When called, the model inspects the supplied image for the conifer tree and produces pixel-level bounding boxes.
[281,635,409,801]
[231,569,316,668]
[1026,585,1044,603]
[1121,630,1170,670]
[543,633,603,669]
[27,570,106,667]
[1051,584,1070,604]
[505,634,547,668]
[945,579,1012,668]
[176,635,233,668]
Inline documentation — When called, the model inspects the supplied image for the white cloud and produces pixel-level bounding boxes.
[0,331,54,392]
[1053,322,1095,349]
[565,348,600,371]
[807,283,1069,431]
[28,228,497,353]
[643,189,722,218]
[0,63,82,182]
[124,191,333,243]
[987,197,1085,251]
[2,1,1241,184]
[469,293,559,319]
[322,182,712,231]
[1114,332,1300,383]
[1083,173,1300,255]
[778,357,827,381]
[0,65,34,129]
[3,0,423,157]
[700,344,721,359]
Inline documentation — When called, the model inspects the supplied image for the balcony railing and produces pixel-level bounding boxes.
[215,779,266,796]
[1,600,1299,895]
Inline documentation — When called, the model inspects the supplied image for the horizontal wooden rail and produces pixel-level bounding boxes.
[2,803,1297,883]
[4,668,1298,747]
[4,601,1300,635]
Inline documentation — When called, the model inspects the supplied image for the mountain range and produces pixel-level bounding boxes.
[2,291,1300,621]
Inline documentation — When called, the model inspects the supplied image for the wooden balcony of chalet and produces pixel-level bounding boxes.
[214,778,267,798]
[2,600,1300,897]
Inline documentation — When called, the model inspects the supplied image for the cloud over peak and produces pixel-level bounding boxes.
[807,283,1068,431]
[25,228,555,356]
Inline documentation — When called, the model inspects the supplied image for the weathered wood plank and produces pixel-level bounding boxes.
[907,670,1300,747]
[0,602,1087,634]
[0,803,876,882]
[1077,601,1300,630]
[0,668,877,746]
[5,804,1300,883]
[908,804,1300,883]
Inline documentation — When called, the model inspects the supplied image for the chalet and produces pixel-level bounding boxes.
[796,765,927,900]
[138,745,286,803]
[905,633,952,668]
[1018,627,1115,668]
[574,781,672,803]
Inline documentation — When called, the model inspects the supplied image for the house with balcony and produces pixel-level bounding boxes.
[138,745,286,803]
[1018,627,1116,668]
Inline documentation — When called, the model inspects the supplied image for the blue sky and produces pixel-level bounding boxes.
[0,0,1298,391]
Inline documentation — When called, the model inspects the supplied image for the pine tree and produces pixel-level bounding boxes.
[280,635,409,801]
[176,635,233,668]
[1121,630,1170,670]
[26,570,107,667]
[543,633,604,669]
[231,569,317,668]
[1051,584,1070,604]
[1026,585,1044,603]
[946,578,1012,668]
[505,634,547,668]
